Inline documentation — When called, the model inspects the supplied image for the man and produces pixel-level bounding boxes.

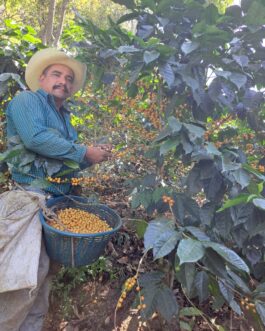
[0,48,111,331]
[6,47,112,195]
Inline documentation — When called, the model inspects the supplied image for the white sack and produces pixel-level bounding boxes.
[0,190,45,293]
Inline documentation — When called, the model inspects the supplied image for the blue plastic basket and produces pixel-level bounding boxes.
[39,195,122,267]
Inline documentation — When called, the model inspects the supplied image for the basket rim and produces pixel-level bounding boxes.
[39,202,122,238]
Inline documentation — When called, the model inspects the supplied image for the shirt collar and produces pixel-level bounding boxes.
[36,89,70,113]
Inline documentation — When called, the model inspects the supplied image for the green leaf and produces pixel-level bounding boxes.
[179,307,203,317]
[141,0,156,11]
[63,160,80,169]
[193,22,231,45]
[221,153,241,171]
[229,299,242,315]
[181,41,199,55]
[244,1,265,25]
[205,142,221,156]
[247,194,258,202]
[131,190,153,209]
[153,230,180,259]
[180,75,199,99]
[159,63,175,88]
[184,123,205,140]
[160,137,180,155]
[22,34,41,44]
[55,168,78,177]
[0,148,23,161]
[141,190,153,209]
[243,163,265,181]
[139,271,164,288]
[247,181,263,195]
[127,83,138,97]
[256,301,265,326]
[205,4,219,23]
[129,63,144,84]
[229,73,247,89]
[176,263,195,297]
[215,70,247,89]
[111,0,136,10]
[143,50,160,64]
[185,226,210,242]
[44,159,64,176]
[30,179,50,189]
[172,193,200,224]
[131,192,142,209]
[177,239,205,265]
[215,326,226,331]
[214,70,231,80]
[142,173,157,188]
[217,194,249,212]
[154,126,172,142]
[155,44,174,57]
[227,269,251,295]
[118,45,139,53]
[139,272,178,321]
[194,271,209,303]
[0,73,26,89]
[180,135,193,154]
[155,286,179,321]
[204,242,249,273]
[179,321,192,331]
[116,12,140,25]
[135,219,148,239]
[231,168,250,189]
[258,182,264,193]
[20,151,36,166]
[218,280,234,303]
[144,218,175,250]
[168,116,182,133]
[253,198,265,210]
[152,187,167,203]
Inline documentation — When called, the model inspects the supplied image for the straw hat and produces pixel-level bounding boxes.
[25,48,87,93]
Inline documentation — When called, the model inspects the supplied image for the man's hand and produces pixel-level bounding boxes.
[97,144,112,152]
[85,145,112,164]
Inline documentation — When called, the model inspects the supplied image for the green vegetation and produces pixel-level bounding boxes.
[2,0,265,329]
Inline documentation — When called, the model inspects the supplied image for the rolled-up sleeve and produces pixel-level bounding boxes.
[7,92,87,164]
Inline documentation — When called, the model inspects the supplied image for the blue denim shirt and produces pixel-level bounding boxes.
[6,89,88,195]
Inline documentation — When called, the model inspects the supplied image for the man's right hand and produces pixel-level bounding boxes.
[85,146,112,164]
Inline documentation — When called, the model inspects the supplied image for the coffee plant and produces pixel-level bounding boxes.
[2,0,265,328]
[74,0,265,327]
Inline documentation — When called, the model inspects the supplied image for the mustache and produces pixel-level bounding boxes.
[53,84,69,93]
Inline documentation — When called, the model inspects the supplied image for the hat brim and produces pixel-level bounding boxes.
[25,48,87,94]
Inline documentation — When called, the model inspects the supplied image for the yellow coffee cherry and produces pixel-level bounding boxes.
[47,208,112,234]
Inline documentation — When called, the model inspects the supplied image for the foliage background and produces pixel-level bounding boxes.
[2,0,265,330]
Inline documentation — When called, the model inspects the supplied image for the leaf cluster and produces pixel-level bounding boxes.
[73,0,265,325]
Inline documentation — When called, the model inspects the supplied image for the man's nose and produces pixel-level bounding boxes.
[58,76,67,85]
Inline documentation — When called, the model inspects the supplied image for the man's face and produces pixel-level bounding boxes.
[39,64,74,101]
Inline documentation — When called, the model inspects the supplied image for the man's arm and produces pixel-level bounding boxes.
[8,92,112,165]
[8,92,86,163]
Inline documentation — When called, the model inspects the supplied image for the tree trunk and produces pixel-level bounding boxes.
[44,0,56,46]
[37,0,49,44]
[53,0,70,47]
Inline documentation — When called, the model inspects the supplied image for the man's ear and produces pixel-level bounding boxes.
[39,74,45,83]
